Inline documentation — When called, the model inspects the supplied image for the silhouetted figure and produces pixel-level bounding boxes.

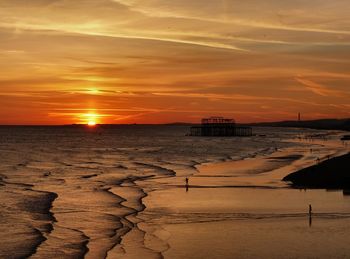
[185,177,189,192]
[308,204,313,227]
[310,148,313,153]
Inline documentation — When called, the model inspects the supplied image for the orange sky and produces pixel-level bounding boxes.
[0,0,349,124]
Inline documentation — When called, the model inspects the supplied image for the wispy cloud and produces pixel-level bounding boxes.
[113,0,350,35]
[295,77,344,97]
[0,0,349,123]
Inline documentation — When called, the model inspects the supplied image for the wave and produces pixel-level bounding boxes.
[142,211,350,225]
[0,179,58,258]
[133,162,176,176]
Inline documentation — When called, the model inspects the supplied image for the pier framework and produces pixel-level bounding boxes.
[190,117,252,137]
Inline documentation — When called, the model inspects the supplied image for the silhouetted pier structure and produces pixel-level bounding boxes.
[190,117,252,137]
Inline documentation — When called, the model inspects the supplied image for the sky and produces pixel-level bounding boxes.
[0,0,349,124]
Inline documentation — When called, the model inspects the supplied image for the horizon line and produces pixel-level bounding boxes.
[0,117,348,127]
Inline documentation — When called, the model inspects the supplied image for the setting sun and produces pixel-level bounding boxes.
[2,1,350,259]
[87,121,96,126]
[82,113,99,126]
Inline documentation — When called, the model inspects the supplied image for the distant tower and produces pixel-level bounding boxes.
[298,112,301,122]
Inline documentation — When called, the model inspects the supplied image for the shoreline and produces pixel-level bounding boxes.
[0,178,59,259]
[1,126,347,259]
[24,144,350,257]
[283,152,350,189]
[139,134,347,257]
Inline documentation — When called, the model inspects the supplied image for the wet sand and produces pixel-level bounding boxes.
[138,133,350,259]
[162,218,350,259]
[0,126,349,258]
[141,183,350,258]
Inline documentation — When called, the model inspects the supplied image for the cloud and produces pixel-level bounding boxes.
[0,1,349,123]
[295,77,344,97]
[113,0,350,35]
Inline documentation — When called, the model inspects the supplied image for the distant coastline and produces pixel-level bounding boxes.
[249,118,350,132]
[0,117,349,132]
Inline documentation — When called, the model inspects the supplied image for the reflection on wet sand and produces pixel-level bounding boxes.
[139,133,350,258]
[142,187,350,258]
[0,126,349,258]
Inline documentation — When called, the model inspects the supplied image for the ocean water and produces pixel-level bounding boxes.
[0,125,347,258]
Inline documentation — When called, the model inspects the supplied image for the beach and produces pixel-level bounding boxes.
[0,125,349,258]
[2,0,349,257]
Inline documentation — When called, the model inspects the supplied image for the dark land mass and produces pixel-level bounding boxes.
[1,118,349,131]
[249,118,350,131]
[283,153,350,188]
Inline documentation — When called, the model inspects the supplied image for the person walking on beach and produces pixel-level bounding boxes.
[185,177,189,186]
[309,205,313,227]
[309,204,312,216]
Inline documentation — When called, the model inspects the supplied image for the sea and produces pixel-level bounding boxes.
[0,125,349,259]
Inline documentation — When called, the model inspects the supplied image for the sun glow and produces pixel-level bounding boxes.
[87,88,100,95]
[83,113,99,126]
[87,120,96,126]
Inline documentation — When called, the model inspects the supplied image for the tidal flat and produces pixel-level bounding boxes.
[0,125,349,258]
